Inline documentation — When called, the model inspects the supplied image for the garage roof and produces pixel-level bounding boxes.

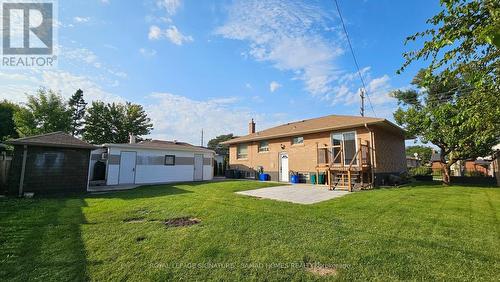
[102,140,215,153]
[7,132,96,149]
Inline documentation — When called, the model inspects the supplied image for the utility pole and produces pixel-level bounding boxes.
[201,129,204,147]
[360,88,365,117]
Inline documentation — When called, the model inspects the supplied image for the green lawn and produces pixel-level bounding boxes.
[1,181,499,281]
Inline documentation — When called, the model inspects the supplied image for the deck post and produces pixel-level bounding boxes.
[347,170,351,192]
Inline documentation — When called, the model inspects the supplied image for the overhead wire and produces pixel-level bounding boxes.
[333,0,376,117]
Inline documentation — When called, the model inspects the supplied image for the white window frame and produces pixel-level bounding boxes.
[331,131,358,166]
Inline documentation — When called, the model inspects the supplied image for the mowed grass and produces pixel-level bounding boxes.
[0,181,499,281]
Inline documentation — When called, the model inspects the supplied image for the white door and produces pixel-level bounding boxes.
[119,151,136,184]
[194,154,203,181]
[279,152,289,182]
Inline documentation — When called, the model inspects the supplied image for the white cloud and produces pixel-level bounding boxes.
[103,44,118,50]
[157,0,182,16]
[0,69,289,145]
[148,25,162,40]
[73,16,90,23]
[145,92,287,145]
[164,26,193,45]
[216,0,342,96]
[100,0,110,4]
[139,48,157,57]
[60,46,127,79]
[148,25,193,45]
[0,70,123,104]
[269,81,282,92]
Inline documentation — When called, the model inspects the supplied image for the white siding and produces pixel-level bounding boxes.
[104,146,214,185]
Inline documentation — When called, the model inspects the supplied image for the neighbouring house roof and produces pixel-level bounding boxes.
[221,114,407,145]
[101,140,215,154]
[6,132,96,149]
[474,159,491,166]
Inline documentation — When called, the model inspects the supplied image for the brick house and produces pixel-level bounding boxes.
[221,115,408,190]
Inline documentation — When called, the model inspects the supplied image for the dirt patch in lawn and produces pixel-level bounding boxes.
[135,236,146,242]
[164,217,200,228]
[306,265,337,276]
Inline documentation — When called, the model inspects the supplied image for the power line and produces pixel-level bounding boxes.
[333,0,376,117]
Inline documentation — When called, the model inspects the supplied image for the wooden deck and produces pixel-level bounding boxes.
[315,138,374,192]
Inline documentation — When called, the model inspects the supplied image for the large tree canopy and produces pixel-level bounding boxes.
[396,0,499,184]
[83,101,153,144]
[14,89,72,137]
[392,70,500,184]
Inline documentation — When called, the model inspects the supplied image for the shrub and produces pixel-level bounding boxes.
[464,170,486,177]
[409,166,432,176]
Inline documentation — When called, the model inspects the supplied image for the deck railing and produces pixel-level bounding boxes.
[316,139,371,168]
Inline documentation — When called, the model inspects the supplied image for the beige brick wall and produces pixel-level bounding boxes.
[373,127,407,173]
[229,127,377,174]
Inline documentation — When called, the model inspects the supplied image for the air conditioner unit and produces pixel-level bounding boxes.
[101,152,108,160]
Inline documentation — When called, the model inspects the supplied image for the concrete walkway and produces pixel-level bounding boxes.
[236,184,350,204]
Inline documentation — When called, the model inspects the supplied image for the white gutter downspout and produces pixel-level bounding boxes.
[18,145,28,197]
[364,124,376,187]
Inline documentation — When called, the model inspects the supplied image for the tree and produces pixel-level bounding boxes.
[124,102,153,139]
[399,0,499,84]
[14,88,72,137]
[83,101,153,144]
[406,145,434,165]
[0,100,20,141]
[392,70,500,184]
[207,134,234,155]
[396,0,500,184]
[68,89,87,137]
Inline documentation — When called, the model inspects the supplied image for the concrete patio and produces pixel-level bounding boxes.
[236,184,350,204]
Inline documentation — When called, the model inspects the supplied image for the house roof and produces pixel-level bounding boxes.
[221,114,407,145]
[102,140,215,154]
[6,132,96,149]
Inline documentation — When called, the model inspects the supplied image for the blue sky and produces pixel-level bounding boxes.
[0,0,441,145]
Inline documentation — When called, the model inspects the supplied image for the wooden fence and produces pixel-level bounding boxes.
[0,153,12,193]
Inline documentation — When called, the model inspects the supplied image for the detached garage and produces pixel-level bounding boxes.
[90,140,215,186]
[6,132,95,196]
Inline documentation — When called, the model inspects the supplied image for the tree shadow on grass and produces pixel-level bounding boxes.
[0,197,89,281]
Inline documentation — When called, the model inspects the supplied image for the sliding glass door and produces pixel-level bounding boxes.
[331,132,357,166]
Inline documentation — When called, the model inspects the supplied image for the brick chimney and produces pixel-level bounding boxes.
[249,118,256,134]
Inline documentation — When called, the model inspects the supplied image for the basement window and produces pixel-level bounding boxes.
[164,155,175,166]
[258,141,269,152]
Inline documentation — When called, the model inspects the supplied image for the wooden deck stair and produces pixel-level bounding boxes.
[315,138,374,192]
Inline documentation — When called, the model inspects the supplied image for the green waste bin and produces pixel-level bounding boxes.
[310,174,317,184]
[318,173,326,184]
